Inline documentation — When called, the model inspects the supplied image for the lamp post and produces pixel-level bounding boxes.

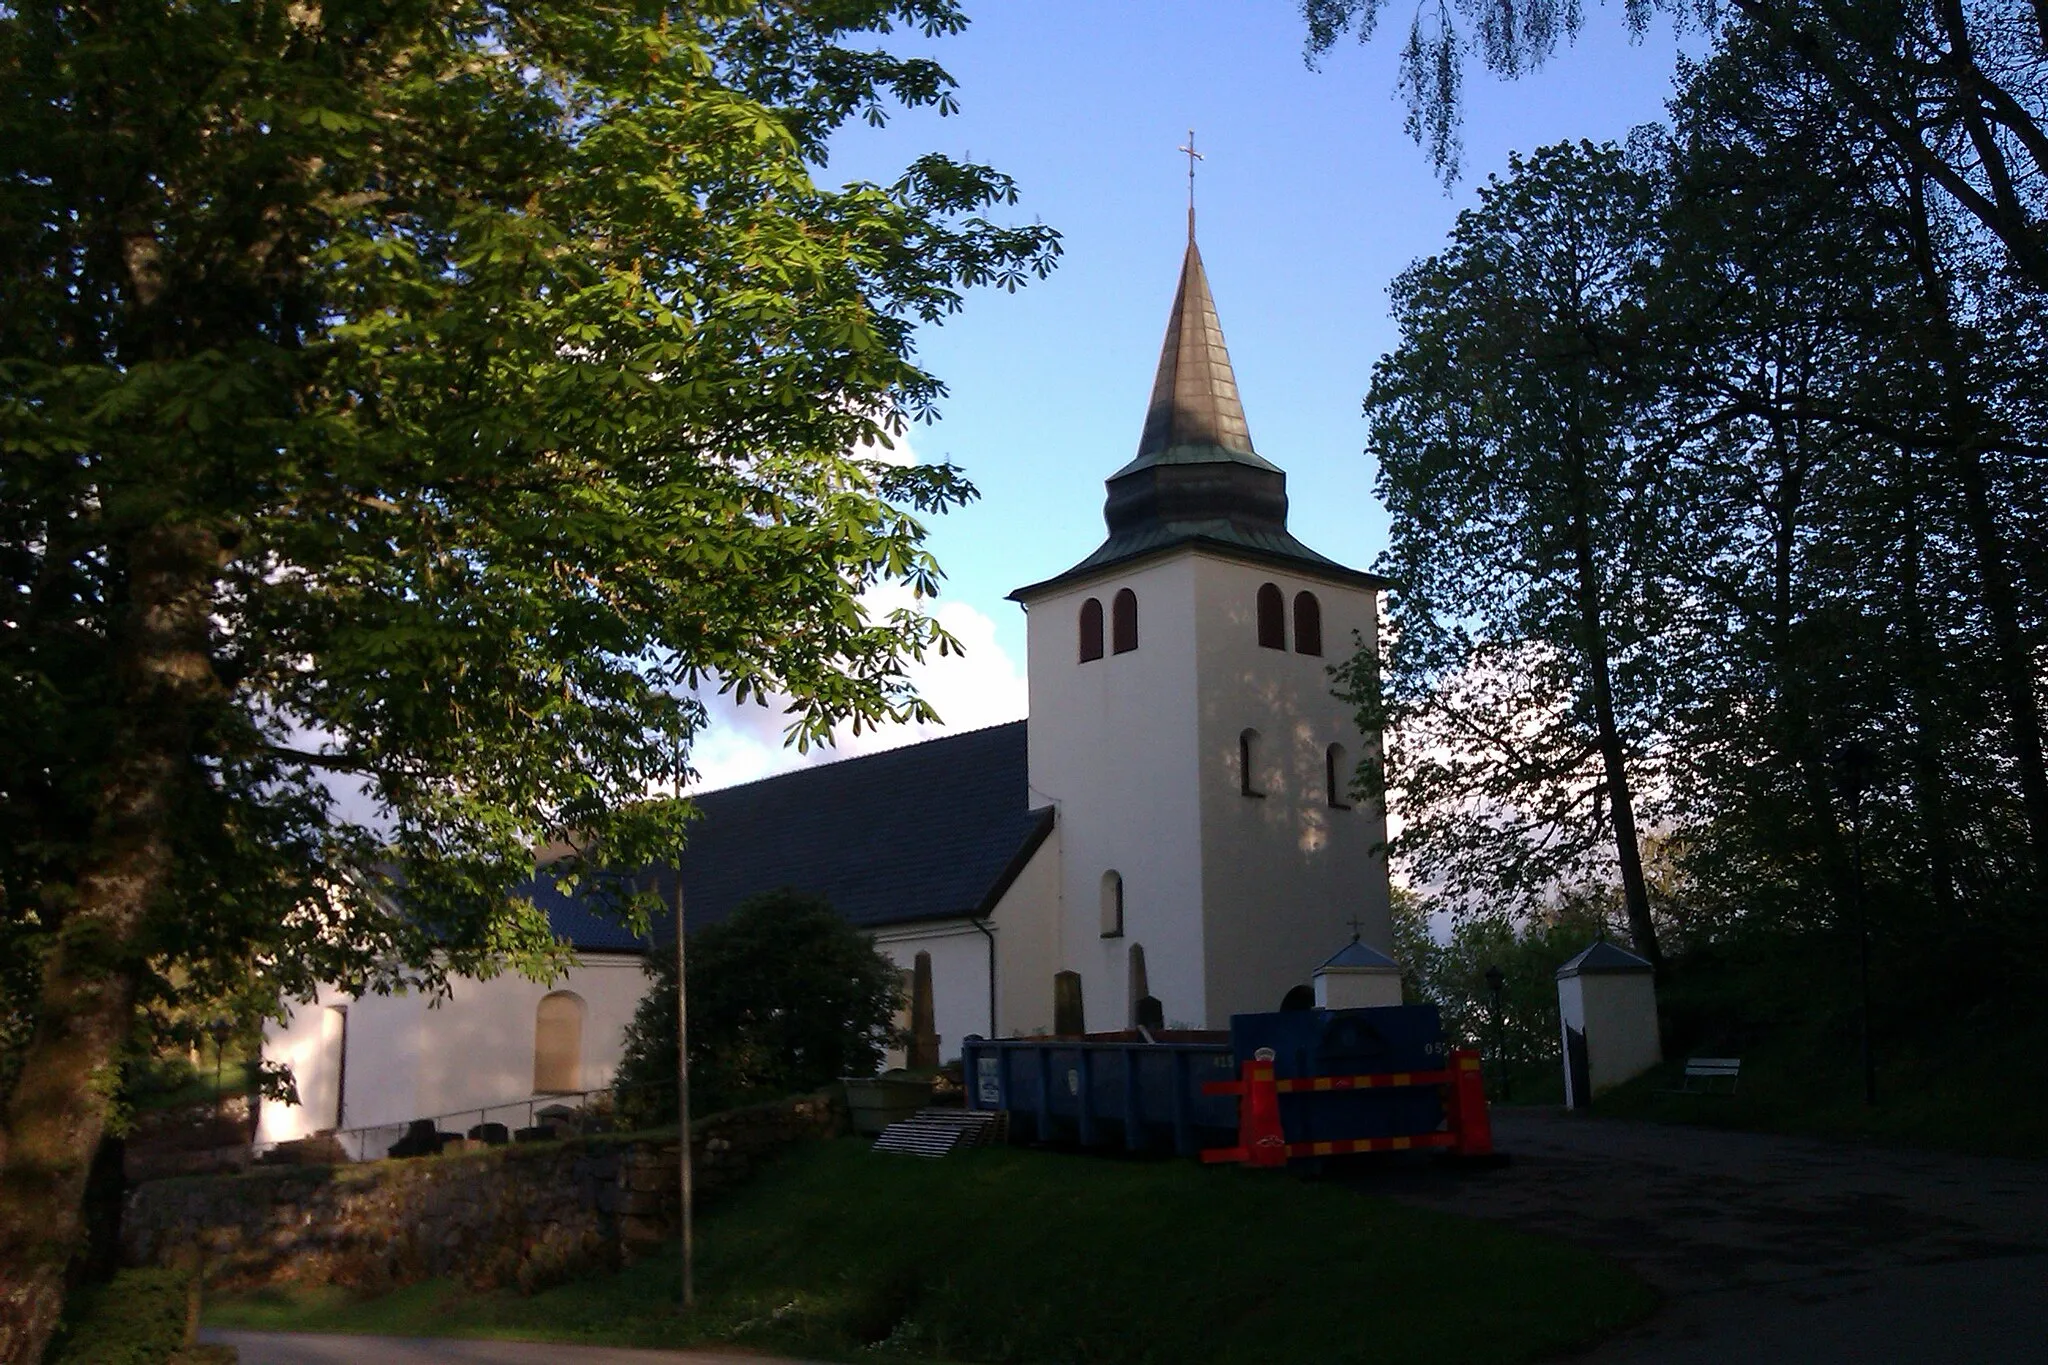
[1830,740,1878,1107]
[207,1017,233,1138]
[673,874,695,1311]
[1484,964,1509,1101]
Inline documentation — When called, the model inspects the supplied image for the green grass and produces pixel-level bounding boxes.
[207,1138,1654,1364]
[128,1057,256,1116]
[1589,1009,2048,1160]
[50,1267,232,1365]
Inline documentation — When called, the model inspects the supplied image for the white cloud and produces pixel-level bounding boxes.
[687,587,1027,793]
[687,426,1028,791]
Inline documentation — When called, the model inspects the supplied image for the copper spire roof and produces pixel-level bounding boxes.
[1130,238,1271,468]
[1009,228,1386,602]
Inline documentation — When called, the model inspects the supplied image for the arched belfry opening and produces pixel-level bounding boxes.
[1111,588,1138,654]
[1257,583,1286,650]
[1294,591,1323,656]
[1079,597,1104,662]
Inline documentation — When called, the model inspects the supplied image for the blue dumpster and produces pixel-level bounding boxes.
[961,1004,1449,1157]
[960,1036,1239,1155]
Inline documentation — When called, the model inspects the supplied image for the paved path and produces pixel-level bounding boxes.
[201,1331,826,1364]
[1344,1107,2048,1362]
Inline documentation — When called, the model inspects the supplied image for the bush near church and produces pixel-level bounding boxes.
[616,890,903,1122]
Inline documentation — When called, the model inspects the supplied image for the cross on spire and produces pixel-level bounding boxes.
[1178,129,1203,240]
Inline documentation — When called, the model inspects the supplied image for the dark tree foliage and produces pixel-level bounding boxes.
[615,890,903,1122]
[1348,138,1673,966]
[1351,17,2048,1027]
[1302,2,2048,295]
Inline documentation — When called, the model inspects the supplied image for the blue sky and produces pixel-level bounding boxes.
[691,2,1694,789]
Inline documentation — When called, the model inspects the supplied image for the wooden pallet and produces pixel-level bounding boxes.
[871,1107,1006,1158]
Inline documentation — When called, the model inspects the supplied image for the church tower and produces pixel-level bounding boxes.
[1010,231,1394,1030]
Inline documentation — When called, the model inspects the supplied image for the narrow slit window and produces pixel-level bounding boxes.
[1256,583,1286,650]
[1111,588,1138,654]
[1326,743,1353,810]
[1079,597,1104,662]
[1240,729,1265,798]
[1294,592,1323,656]
[1100,871,1125,938]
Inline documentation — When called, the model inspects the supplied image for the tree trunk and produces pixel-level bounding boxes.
[1950,439,2048,886]
[0,523,219,1365]
[1903,175,2048,891]
[1898,467,1961,923]
[1568,514,1661,971]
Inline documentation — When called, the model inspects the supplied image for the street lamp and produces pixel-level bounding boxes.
[1484,964,1509,1101]
[207,1017,234,1139]
[1830,740,1878,1107]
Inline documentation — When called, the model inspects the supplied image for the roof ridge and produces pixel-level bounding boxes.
[690,716,1027,800]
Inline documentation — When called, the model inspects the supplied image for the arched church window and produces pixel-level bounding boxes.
[1111,588,1138,654]
[1256,583,1286,650]
[1294,592,1323,656]
[1100,871,1124,938]
[1326,743,1353,810]
[1078,597,1104,662]
[534,990,585,1094]
[1239,728,1265,798]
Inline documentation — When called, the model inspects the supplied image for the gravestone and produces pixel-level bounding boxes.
[1053,970,1086,1036]
[1127,944,1150,1026]
[387,1119,443,1159]
[1133,995,1165,1031]
[908,950,940,1070]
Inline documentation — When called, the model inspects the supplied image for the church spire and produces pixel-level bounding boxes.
[1134,236,1258,461]
[1010,210,1386,604]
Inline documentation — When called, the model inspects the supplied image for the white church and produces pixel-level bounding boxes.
[259,230,1397,1155]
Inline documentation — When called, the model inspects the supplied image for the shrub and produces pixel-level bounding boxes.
[45,1266,234,1365]
[615,889,902,1121]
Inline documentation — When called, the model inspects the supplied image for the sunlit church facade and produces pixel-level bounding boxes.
[261,228,1394,1154]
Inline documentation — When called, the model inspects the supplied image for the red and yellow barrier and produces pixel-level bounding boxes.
[1198,1047,1495,1166]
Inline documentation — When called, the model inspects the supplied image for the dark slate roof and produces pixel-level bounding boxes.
[1316,939,1401,972]
[1556,939,1655,978]
[531,721,1050,952]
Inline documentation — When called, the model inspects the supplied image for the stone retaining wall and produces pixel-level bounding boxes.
[122,1091,843,1295]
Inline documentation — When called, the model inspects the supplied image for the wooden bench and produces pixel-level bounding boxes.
[1666,1057,1741,1095]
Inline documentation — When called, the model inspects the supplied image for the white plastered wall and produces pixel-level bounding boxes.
[989,822,1061,1036]
[871,919,995,1066]
[1561,970,1662,1094]
[1022,554,1207,1033]
[1194,552,1392,1025]
[258,953,649,1157]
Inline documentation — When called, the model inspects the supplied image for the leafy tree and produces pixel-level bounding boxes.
[1650,29,2048,937]
[1301,2,2048,294]
[0,1,1057,1354]
[1349,139,1673,966]
[1356,20,2048,1061]
[1392,882,1636,1098]
[615,889,903,1121]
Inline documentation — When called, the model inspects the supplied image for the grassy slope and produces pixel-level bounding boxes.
[207,1138,1654,1364]
[1584,1011,2048,1160]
